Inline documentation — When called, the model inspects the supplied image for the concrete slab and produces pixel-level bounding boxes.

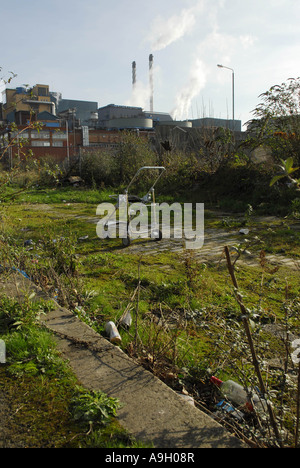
[42,306,246,448]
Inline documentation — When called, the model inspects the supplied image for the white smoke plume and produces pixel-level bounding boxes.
[146,1,208,118]
[126,80,150,109]
[144,0,255,120]
[171,59,207,120]
[149,1,205,52]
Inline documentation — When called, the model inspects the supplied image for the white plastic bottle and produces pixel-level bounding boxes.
[105,321,122,344]
[120,311,132,329]
[211,376,266,412]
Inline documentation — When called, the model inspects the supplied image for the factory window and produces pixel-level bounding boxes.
[38,87,48,97]
[11,131,26,138]
[31,141,51,147]
[52,141,63,147]
[52,131,67,140]
[18,132,29,140]
[31,130,50,139]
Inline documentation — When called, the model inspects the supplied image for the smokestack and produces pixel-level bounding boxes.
[132,61,136,89]
[149,54,154,113]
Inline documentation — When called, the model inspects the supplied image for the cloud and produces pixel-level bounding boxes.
[239,35,257,49]
[148,0,205,51]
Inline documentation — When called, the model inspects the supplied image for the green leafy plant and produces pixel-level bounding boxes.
[247,78,300,167]
[0,294,52,332]
[70,386,120,429]
[270,157,299,187]
[3,325,69,378]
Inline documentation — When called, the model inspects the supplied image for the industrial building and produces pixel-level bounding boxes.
[1,84,55,124]
[0,75,243,165]
[0,84,156,164]
[191,117,241,132]
[52,94,98,128]
[97,104,151,130]
[97,104,174,130]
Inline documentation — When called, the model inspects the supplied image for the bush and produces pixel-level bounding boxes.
[115,132,158,186]
[79,150,119,187]
[159,151,201,194]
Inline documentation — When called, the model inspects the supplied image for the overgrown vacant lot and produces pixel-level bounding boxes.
[0,185,299,447]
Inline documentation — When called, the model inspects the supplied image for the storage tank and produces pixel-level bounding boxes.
[106,117,153,130]
[156,120,192,128]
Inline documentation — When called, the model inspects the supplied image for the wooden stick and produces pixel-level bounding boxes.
[224,245,283,448]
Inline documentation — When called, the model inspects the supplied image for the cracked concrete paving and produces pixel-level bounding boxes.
[117,228,299,272]
[85,210,299,270]
[0,273,246,448]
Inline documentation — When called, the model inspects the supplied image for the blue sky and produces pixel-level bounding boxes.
[1,0,300,127]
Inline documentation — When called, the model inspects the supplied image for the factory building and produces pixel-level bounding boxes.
[1,84,55,124]
[97,104,151,130]
[51,94,98,128]
[0,73,244,165]
[191,117,242,132]
[97,104,174,130]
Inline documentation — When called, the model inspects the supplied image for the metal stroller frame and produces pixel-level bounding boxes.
[108,166,166,247]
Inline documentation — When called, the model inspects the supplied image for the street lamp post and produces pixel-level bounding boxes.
[217,64,235,130]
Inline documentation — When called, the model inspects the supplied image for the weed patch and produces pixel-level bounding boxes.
[0,295,146,448]
[0,189,299,447]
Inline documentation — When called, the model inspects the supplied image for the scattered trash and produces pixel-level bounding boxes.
[239,228,250,235]
[52,237,65,243]
[119,310,132,329]
[68,176,84,186]
[78,235,89,241]
[211,376,248,407]
[210,376,267,413]
[0,263,31,280]
[176,392,195,407]
[118,285,139,329]
[24,239,34,247]
[105,321,122,344]
[215,400,244,421]
[12,267,31,280]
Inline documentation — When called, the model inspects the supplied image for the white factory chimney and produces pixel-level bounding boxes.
[149,54,154,113]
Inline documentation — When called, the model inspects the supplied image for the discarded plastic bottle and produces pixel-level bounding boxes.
[210,376,266,413]
[119,311,132,329]
[105,321,122,344]
[176,392,195,407]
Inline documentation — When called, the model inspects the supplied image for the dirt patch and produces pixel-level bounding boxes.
[0,381,26,448]
[0,390,12,448]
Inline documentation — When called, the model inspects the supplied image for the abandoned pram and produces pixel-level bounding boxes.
[105,166,166,247]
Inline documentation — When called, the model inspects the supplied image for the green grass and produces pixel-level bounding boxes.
[0,295,149,448]
[1,185,300,447]
[5,186,113,205]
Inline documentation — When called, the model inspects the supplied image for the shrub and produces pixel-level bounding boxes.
[114,132,157,186]
[79,150,119,187]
